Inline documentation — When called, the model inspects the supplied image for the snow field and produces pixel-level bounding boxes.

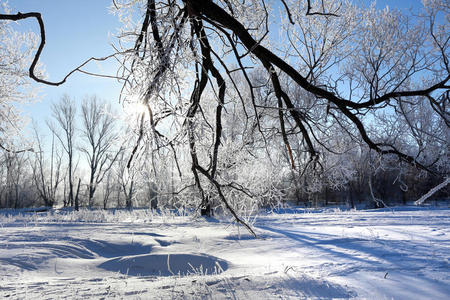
[0,206,449,299]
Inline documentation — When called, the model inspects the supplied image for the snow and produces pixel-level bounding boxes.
[0,206,449,299]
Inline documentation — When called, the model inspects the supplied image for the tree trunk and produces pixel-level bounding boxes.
[201,198,211,217]
[126,180,134,209]
[74,178,81,211]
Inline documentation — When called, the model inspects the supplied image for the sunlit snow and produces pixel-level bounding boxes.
[0,206,449,299]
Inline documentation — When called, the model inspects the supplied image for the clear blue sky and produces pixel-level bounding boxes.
[9,0,123,132]
[8,0,425,134]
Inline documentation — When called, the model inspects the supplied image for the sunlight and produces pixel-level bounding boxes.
[123,95,148,117]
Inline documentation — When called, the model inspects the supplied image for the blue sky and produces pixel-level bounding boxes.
[8,0,123,132]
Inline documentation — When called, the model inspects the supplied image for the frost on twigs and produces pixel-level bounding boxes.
[0,3,42,152]
[415,177,449,205]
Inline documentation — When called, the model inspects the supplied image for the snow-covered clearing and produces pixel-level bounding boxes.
[0,206,449,299]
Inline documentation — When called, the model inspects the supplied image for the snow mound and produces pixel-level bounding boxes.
[98,253,228,276]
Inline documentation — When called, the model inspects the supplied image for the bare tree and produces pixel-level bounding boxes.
[80,95,122,207]
[30,124,63,207]
[101,169,114,209]
[49,94,77,208]
[115,150,139,209]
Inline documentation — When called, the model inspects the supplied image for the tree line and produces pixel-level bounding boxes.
[0,88,447,211]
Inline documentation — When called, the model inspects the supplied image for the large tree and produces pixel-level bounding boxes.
[114,0,448,224]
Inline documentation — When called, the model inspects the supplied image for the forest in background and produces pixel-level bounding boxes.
[1,91,447,212]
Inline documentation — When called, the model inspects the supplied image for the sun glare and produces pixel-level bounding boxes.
[124,97,148,117]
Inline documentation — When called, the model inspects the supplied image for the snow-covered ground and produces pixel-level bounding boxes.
[0,206,448,299]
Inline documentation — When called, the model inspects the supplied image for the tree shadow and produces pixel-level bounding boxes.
[257,224,448,275]
[98,253,228,276]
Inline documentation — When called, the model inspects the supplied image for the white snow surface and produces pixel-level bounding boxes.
[0,206,449,299]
